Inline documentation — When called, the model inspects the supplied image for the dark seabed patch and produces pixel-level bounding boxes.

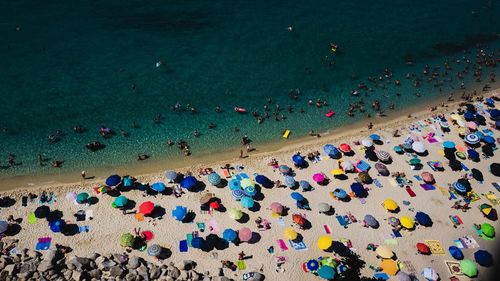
[433,33,499,54]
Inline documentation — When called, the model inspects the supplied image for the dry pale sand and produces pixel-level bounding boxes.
[1,90,499,281]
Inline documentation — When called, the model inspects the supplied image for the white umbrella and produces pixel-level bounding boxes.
[412,141,426,153]
[361,139,373,147]
[340,160,354,171]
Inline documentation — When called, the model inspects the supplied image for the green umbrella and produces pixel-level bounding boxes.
[321,257,338,268]
[76,192,89,204]
[459,259,477,277]
[120,233,135,247]
[409,158,421,165]
[114,196,128,208]
[481,223,495,238]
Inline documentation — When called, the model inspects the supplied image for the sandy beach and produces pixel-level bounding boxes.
[1,89,499,281]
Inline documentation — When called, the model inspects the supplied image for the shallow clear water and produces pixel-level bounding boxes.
[0,0,499,176]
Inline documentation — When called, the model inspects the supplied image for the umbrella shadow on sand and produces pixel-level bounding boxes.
[216,179,228,188]
[236,213,250,224]
[150,206,166,219]
[3,224,22,236]
[248,202,261,212]
[182,211,196,223]
[248,232,261,244]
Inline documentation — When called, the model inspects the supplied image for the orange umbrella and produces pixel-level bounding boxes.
[139,201,155,215]
[292,214,306,226]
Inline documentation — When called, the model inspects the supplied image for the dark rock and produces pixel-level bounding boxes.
[109,266,125,278]
[101,260,117,271]
[128,256,141,269]
[137,265,149,279]
[88,269,102,279]
[113,254,128,265]
[169,267,180,279]
[150,267,161,279]
[183,260,196,270]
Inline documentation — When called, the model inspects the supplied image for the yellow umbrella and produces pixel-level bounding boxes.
[380,259,399,275]
[450,114,462,121]
[317,235,333,250]
[330,169,344,176]
[228,208,243,220]
[375,245,394,259]
[400,216,415,229]
[284,227,298,240]
[240,179,254,188]
[383,199,398,211]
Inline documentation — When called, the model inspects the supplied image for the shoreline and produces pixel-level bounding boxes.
[1,87,498,193]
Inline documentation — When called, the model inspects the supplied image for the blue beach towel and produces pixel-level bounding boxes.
[336,215,348,226]
[419,184,436,191]
[288,240,308,251]
[179,240,188,252]
[78,226,90,233]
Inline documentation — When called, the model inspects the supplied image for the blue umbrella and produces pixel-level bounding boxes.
[467,149,479,159]
[191,237,204,249]
[299,180,310,190]
[370,134,381,141]
[151,182,166,192]
[324,144,340,157]
[284,176,296,188]
[207,173,221,186]
[123,176,134,187]
[351,182,367,198]
[255,174,272,188]
[292,154,305,166]
[171,206,187,221]
[490,109,500,121]
[449,246,464,260]
[306,259,320,271]
[443,141,456,149]
[244,186,257,197]
[291,192,304,201]
[279,165,291,174]
[106,175,121,187]
[318,265,335,280]
[415,211,432,226]
[231,189,244,200]
[49,219,65,233]
[229,179,241,190]
[240,196,254,209]
[180,176,197,190]
[483,136,495,144]
[165,170,177,182]
[393,145,403,154]
[333,188,347,199]
[222,229,237,242]
[453,182,466,194]
[474,250,493,267]
[464,112,474,121]
[485,97,495,106]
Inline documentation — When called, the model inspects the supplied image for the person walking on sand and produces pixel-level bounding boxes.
[239,150,244,158]
[81,171,86,180]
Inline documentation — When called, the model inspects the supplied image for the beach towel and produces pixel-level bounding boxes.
[208,219,220,234]
[358,198,366,204]
[419,184,436,191]
[453,239,464,249]
[324,225,332,234]
[179,240,188,252]
[459,235,480,248]
[276,239,288,251]
[78,225,90,233]
[438,187,449,197]
[35,237,52,251]
[196,222,205,232]
[28,212,37,224]
[339,238,353,248]
[392,229,402,238]
[400,261,416,274]
[355,160,371,172]
[277,217,285,226]
[406,187,416,197]
[239,173,249,179]
[388,178,398,187]
[222,169,230,178]
[493,182,500,192]
[237,260,247,270]
[373,273,389,280]
[425,240,445,255]
[384,239,398,246]
[373,179,383,188]
[336,215,348,226]
[288,239,308,251]
[413,175,423,181]
[135,213,144,222]
[444,260,463,276]
[186,234,193,247]
[85,210,93,221]
[461,163,469,171]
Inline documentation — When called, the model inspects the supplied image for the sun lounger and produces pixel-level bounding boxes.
[239,173,249,179]
[387,178,398,187]
[355,160,370,172]
[179,240,188,252]
[196,222,205,232]
[461,163,469,171]
[186,234,193,247]
[276,239,288,251]
[413,175,422,181]
[392,229,402,238]
[492,182,500,192]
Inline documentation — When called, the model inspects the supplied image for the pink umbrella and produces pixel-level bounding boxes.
[238,227,252,242]
[466,122,478,130]
[420,172,434,183]
[312,173,325,183]
[270,202,284,214]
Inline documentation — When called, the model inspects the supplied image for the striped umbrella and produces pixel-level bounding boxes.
[231,189,244,200]
[147,244,162,257]
[464,134,480,145]
[207,173,221,186]
[453,181,466,194]
[284,176,296,188]
[376,151,391,162]
[243,186,257,197]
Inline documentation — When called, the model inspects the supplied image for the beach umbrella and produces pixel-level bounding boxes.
[481,223,495,238]
[466,121,478,130]
[270,202,284,214]
[317,265,335,280]
[238,227,252,242]
[324,144,340,157]
[364,215,379,228]
[123,176,134,187]
[468,149,479,160]
[180,176,197,190]
[34,205,50,218]
[464,111,474,121]
[339,143,351,153]
[387,217,400,227]
[147,244,162,257]
[400,216,414,229]
[490,109,500,120]
[351,182,366,198]
[380,259,399,275]
[284,176,296,188]
[312,173,325,183]
[106,174,122,187]
[114,196,128,208]
[207,173,221,186]
[448,246,464,260]
[479,203,497,221]
[401,142,413,150]
[306,259,320,271]
[449,159,463,171]
[459,259,477,277]
[240,179,254,188]
[420,172,434,183]
[439,121,449,128]
[279,165,291,174]
[299,180,310,190]
[333,188,347,199]
[330,169,344,177]
[474,250,493,267]
[66,192,76,201]
[255,174,273,188]
[408,158,421,165]
[321,257,337,268]
[290,192,304,201]
[231,189,244,200]
[165,170,177,182]
[376,150,391,162]
[383,199,398,212]
[151,182,166,193]
[453,181,467,194]
[292,214,306,226]
[376,245,394,259]
[482,135,495,144]
[49,219,65,233]
[139,201,155,215]
[0,221,8,234]
[228,208,243,220]
[199,193,214,204]
[361,138,373,147]
[412,142,426,153]
[358,172,372,184]
[240,196,254,209]
[229,178,241,190]
[491,163,500,176]
[318,202,331,213]
[415,211,432,226]
[172,206,187,221]
[422,267,438,281]
[416,243,431,255]
[222,228,237,242]
[209,201,220,210]
[76,192,89,204]
[191,237,204,249]
[244,186,257,197]
[283,227,298,240]
[340,160,354,171]
[120,233,134,247]
[317,235,333,250]
[393,145,404,154]
[464,133,480,145]
[370,134,381,141]
[443,141,456,149]
[292,154,305,166]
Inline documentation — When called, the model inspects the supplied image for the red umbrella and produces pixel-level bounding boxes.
[292,214,306,226]
[142,231,154,241]
[270,202,284,214]
[238,227,252,242]
[339,143,351,153]
[139,201,155,215]
[209,201,220,210]
[416,243,431,255]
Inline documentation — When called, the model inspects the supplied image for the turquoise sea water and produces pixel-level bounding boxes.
[0,0,499,176]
